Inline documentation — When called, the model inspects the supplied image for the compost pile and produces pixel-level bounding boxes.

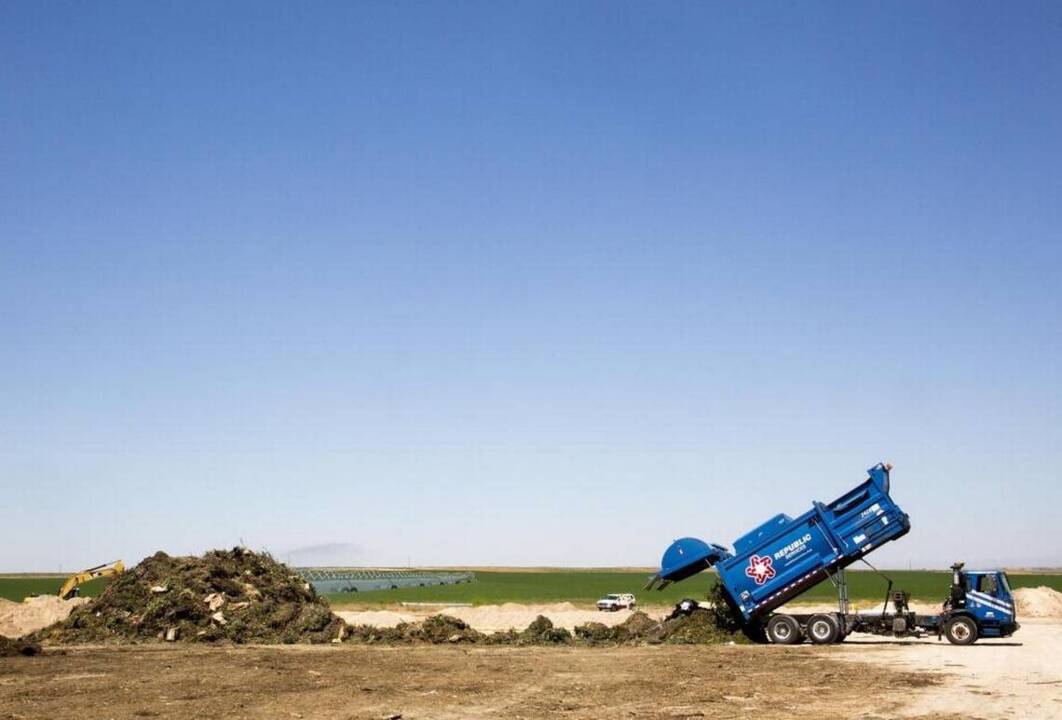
[37,548,343,644]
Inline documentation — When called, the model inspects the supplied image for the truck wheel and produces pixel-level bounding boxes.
[944,616,978,645]
[806,614,840,644]
[766,615,802,645]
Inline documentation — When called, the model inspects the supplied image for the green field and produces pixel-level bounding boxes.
[0,576,109,602]
[321,570,1062,607]
[2,570,1058,607]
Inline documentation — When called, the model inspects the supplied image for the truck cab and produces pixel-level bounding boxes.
[946,565,1019,641]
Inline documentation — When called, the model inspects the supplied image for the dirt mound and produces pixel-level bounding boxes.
[0,635,40,657]
[1013,586,1062,618]
[0,596,87,638]
[36,548,344,644]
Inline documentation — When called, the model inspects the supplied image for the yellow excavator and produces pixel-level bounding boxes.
[58,560,125,600]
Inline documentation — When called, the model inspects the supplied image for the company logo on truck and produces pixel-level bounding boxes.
[745,555,776,585]
[773,533,813,562]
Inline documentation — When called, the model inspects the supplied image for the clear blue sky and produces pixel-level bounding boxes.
[2,2,1060,572]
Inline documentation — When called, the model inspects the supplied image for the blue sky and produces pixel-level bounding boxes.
[2,1,1060,571]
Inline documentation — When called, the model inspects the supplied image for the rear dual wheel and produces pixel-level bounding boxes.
[766,615,803,645]
[806,614,840,644]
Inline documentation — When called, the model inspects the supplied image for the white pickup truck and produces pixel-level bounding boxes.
[596,593,636,611]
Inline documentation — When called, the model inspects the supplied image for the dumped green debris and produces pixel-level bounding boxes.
[482,628,519,645]
[651,607,739,644]
[415,614,482,643]
[0,635,41,657]
[346,606,741,647]
[573,603,746,645]
[573,621,612,643]
[574,613,651,644]
[705,582,748,633]
[347,615,484,644]
[34,546,745,648]
[518,615,572,644]
[346,614,573,645]
[36,548,344,645]
[610,610,660,641]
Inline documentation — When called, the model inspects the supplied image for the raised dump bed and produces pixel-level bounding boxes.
[649,463,911,621]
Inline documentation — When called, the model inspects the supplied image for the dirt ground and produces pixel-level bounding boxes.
[0,643,958,720]
[2,628,1056,719]
[834,619,1062,719]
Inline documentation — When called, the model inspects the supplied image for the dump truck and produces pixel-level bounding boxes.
[647,463,1019,645]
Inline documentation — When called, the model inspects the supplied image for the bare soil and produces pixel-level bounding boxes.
[0,643,955,720]
[834,619,1062,719]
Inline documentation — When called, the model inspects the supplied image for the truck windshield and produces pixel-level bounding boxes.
[1000,573,1012,594]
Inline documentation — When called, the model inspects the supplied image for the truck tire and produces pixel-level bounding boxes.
[766,615,802,645]
[806,614,840,644]
[944,615,978,645]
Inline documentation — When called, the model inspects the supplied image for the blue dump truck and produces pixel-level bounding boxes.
[647,463,1020,645]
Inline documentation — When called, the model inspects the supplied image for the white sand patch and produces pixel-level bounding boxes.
[0,596,87,638]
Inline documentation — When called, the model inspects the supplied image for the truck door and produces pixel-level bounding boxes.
[967,573,1014,624]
